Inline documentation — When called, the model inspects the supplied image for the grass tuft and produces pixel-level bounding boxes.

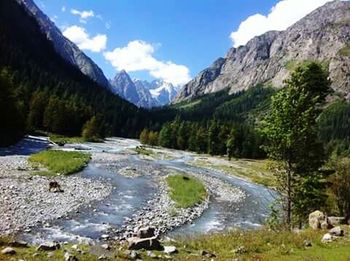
[29,150,91,176]
[166,174,207,208]
[49,134,85,145]
[173,226,350,260]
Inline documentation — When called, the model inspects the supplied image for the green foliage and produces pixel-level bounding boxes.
[0,0,146,145]
[318,100,350,156]
[139,129,159,146]
[328,157,350,217]
[82,116,101,142]
[49,134,84,145]
[0,72,25,146]
[29,150,91,176]
[262,61,331,226]
[173,226,350,260]
[166,174,207,208]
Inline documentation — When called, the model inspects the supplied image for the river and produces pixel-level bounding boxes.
[17,137,275,244]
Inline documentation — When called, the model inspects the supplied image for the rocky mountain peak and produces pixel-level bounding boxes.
[175,0,350,102]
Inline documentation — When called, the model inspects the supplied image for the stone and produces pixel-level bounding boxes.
[101,244,110,250]
[98,255,107,260]
[329,226,344,237]
[309,210,325,230]
[129,250,141,259]
[232,246,246,255]
[328,217,345,226]
[321,220,333,230]
[1,247,16,255]
[321,233,333,243]
[163,246,177,254]
[64,252,78,261]
[128,236,163,251]
[9,240,28,248]
[147,251,157,258]
[200,250,216,257]
[101,234,109,240]
[137,226,156,239]
[304,240,312,247]
[37,241,60,251]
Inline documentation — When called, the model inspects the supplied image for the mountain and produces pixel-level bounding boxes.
[0,0,145,139]
[110,71,156,108]
[15,0,111,89]
[175,0,350,102]
[148,80,179,106]
[110,71,180,108]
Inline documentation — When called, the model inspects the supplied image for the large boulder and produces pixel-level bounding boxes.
[328,217,346,226]
[36,242,60,251]
[137,227,155,239]
[128,236,163,251]
[329,226,344,237]
[321,233,333,243]
[1,247,16,255]
[309,210,325,230]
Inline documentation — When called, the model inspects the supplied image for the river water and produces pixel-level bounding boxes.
[17,137,275,244]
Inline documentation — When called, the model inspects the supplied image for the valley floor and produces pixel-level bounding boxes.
[3,136,347,260]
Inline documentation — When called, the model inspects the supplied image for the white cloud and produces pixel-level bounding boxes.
[61,6,66,12]
[230,0,334,47]
[104,40,191,86]
[62,25,107,53]
[71,9,94,23]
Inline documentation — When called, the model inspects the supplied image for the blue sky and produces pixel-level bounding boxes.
[36,0,335,85]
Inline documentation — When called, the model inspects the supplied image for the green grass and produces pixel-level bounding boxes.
[192,158,275,187]
[29,150,91,176]
[166,174,207,208]
[171,226,350,260]
[134,146,155,156]
[49,134,85,145]
[338,44,350,57]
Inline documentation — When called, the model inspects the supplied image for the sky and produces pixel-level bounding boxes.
[35,0,337,86]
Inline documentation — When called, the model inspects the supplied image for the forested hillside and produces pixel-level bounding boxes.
[0,0,146,146]
[143,77,350,158]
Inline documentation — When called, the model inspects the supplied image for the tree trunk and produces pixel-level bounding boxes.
[286,161,292,229]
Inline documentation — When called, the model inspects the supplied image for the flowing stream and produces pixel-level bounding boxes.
[16,137,275,244]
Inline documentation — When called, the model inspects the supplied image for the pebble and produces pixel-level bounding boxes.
[0,155,112,235]
[1,247,16,255]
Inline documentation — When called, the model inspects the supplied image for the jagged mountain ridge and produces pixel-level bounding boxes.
[175,0,350,102]
[16,0,111,89]
[110,71,179,108]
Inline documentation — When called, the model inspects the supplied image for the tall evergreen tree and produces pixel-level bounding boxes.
[262,61,331,227]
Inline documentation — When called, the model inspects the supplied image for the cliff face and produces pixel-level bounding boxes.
[176,0,350,102]
[16,0,111,89]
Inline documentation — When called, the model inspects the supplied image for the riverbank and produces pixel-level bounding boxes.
[0,139,112,236]
[2,226,350,260]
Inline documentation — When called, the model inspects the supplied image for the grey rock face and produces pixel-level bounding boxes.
[110,71,180,107]
[175,0,350,102]
[16,0,111,89]
[110,71,156,108]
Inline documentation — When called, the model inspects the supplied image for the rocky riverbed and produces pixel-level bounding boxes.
[1,137,273,245]
[0,154,112,235]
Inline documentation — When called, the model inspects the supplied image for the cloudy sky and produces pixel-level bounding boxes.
[37,0,338,86]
